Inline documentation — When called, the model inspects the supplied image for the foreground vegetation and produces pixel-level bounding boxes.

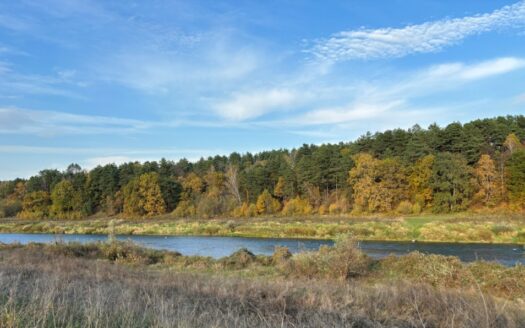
[1,116,525,223]
[1,212,524,244]
[0,237,524,327]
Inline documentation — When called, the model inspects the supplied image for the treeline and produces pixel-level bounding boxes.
[1,115,524,219]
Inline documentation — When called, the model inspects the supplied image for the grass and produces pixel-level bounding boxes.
[0,213,525,244]
[1,212,524,244]
[0,238,524,327]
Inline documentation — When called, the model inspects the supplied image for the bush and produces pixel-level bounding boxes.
[99,241,168,265]
[272,246,292,265]
[220,248,256,269]
[411,202,422,214]
[376,252,471,287]
[172,200,196,218]
[396,200,413,215]
[491,225,514,235]
[282,235,371,280]
[0,199,22,218]
[281,197,312,216]
[233,202,258,218]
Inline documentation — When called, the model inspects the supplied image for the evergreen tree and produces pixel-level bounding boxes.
[506,150,525,207]
[431,153,473,213]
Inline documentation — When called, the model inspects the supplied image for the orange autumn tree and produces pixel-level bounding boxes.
[473,154,500,207]
[408,154,434,211]
[256,189,281,215]
[123,172,166,217]
[348,154,408,213]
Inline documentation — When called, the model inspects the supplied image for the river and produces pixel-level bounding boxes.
[0,233,523,266]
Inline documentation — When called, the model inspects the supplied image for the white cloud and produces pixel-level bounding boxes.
[296,100,402,125]
[97,35,260,94]
[281,56,525,128]
[310,1,525,62]
[400,57,525,97]
[215,89,297,121]
[458,57,525,80]
[425,57,525,81]
[0,107,152,135]
[83,156,136,168]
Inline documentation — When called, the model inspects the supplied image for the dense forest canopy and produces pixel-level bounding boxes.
[1,115,525,219]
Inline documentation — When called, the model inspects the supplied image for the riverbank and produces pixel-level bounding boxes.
[0,239,523,327]
[0,212,524,244]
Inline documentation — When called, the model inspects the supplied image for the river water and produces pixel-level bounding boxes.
[0,233,523,266]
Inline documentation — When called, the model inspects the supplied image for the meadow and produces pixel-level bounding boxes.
[0,236,524,327]
[1,212,524,244]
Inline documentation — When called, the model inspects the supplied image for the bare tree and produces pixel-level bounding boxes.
[225,164,241,205]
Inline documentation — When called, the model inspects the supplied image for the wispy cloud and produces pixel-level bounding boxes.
[294,100,402,125]
[0,60,87,98]
[426,57,525,80]
[278,57,525,129]
[0,107,152,136]
[99,47,259,94]
[0,144,224,156]
[310,1,525,62]
[215,89,297,121]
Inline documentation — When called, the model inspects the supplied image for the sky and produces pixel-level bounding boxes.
[1,0,525,180]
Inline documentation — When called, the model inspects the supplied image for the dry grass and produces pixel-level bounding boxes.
[0,237,524,327]
[2,212,524,243]
[0,246,524,327]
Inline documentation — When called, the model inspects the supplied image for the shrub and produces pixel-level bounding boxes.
[491,225,515,235]
[256,190,281,215]
[411,202,422,214]
[233,202,258,218]
[318,204,328,215]
[172,200,196,218]
[281,197,312,216]
[282,235,371,280]
[376,252,471,287]
[220,248,256,269]
[0,199,22,218]
[272,246,292,265]
[328,203,341,215]
[100,241,168,265]
[396,200,413,215]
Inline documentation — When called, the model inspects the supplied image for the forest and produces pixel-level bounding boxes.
[1,115,524,220]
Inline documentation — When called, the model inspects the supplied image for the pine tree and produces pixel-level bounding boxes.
[506,150,525,207]
[431,153,473,213]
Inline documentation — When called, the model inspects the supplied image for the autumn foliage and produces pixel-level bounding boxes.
[1,116,524,219]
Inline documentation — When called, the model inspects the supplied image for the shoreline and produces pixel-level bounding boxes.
[1,231,525,246]
[0,213,524,245]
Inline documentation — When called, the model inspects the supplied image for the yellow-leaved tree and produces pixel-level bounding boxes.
[349,154,407,213]
[256,189,281,215]
[408,154,434,210]
[123,172,166,217]
[281,197,312,216]
[173,172,203,217]
[18,191,51,219]
[473,154,499,207]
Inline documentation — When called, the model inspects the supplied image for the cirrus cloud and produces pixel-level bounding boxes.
[310,1,525,62]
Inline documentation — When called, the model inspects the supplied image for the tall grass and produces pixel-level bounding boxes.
[1,213,524,243]
[0,245,523,327]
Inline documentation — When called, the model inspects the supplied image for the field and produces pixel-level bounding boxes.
[1,212,524,244]
[0,237,524,327]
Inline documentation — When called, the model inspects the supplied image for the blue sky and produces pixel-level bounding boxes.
[1,0,525,179]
